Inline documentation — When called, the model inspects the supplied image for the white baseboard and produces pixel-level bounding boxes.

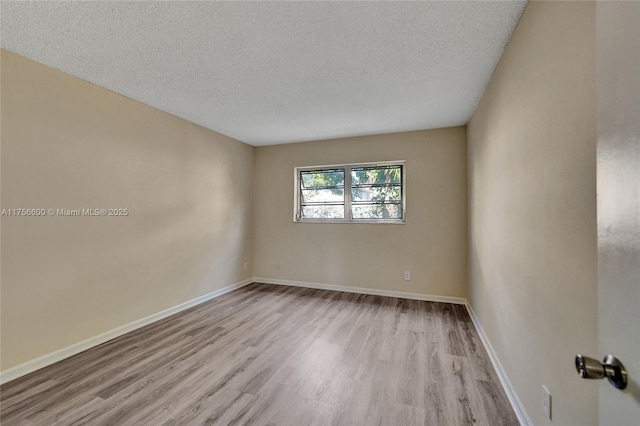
[0,278,253,385]
[254,277,468,305]
[465,302,532,426]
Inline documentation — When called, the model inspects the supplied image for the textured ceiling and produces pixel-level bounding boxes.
[1,1,526,146]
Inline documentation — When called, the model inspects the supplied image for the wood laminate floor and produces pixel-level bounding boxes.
[0,283,518,426]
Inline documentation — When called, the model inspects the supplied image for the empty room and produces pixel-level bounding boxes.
[1,1,638,425]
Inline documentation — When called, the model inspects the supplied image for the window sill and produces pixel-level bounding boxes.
[294,219,406,225]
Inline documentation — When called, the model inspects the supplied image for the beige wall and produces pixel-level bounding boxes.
[0,50,254,370]
[253,128,468,297]
[467,2,597,425]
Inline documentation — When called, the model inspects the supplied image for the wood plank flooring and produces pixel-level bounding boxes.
[0,283,518,426]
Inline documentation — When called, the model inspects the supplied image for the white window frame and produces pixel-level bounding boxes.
[293,160,406,224]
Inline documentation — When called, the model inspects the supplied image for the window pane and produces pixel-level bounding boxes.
[352,203,402,219]
[301,188,344,204]
[302,205,344,219]
[351,166,402,185]
[301,169,344,189]
[351,185,401,202]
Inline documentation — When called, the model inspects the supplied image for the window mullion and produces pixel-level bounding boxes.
[345,166,352,222]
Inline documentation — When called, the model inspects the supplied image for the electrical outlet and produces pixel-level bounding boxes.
[542,385,552,421]
[243,262,248,271]
[404,271,411,281]
[275,264,281,271]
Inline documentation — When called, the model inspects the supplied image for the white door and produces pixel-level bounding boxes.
[596,1,640,425]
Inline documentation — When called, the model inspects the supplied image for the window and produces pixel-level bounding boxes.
[294,161,405,223]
